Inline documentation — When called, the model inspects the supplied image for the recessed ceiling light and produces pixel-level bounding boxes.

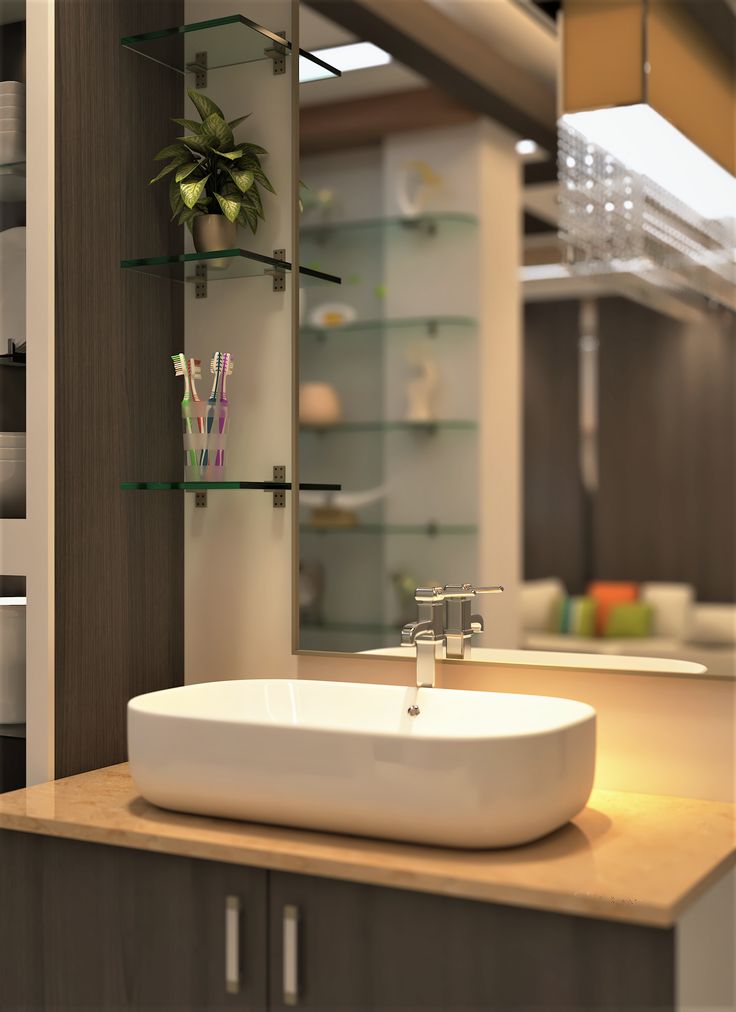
[516,139,539,157]
[299,41,392,84]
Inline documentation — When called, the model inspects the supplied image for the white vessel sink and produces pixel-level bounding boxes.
[128,679,596,848]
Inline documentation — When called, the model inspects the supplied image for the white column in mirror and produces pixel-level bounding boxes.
[476,119,522,647]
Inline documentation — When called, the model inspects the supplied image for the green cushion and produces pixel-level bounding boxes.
[604,602,653,638]
[551,596,597,638]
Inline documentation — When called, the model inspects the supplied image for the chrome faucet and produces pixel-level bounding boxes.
[401,586,447,688]
[401,583,504,687]
[444,584,504,659]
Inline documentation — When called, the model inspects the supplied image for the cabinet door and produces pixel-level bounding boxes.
[268,871,675,1011]
[0,830,267,1011]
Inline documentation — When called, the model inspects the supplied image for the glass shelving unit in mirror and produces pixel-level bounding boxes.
[121,248,341,287]
[300,420,477,434]
[301,522,478,536]
[301,212,478,243]
[120,13,341,81]
[300,315,477,340]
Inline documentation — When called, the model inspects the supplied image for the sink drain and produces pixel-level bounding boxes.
[407,705,420,717]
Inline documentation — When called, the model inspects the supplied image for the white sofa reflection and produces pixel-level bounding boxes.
[522,579,736,679]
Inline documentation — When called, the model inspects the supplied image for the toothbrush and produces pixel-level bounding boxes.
[187,357,204,466]
[172,354,200,479]
[204,352,234,470]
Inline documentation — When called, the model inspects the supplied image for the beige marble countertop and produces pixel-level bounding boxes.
[0,764,733,927]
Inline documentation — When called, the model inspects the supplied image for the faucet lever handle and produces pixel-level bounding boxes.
[442,584,504,600]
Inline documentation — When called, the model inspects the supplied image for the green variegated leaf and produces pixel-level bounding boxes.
[203,114,234,151]
[253,167,275,194]
[228,114,251,129]
[177,134,209,155]
[180,174,210,209]
[175,161,200,183]
[153,142,189,162]
[172,118,203,133]
[214,192,241,222]
[187,89,224,120]
[228,168,254,193]
[213,148,243,161]
[239,142,268,155]
[149,155,188,184]
[243,185,263,218]
[169,176,183,215]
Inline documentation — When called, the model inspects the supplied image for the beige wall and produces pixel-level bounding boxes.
[296,651,735,804]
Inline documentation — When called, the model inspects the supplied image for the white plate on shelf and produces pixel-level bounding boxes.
[0,227,25,344]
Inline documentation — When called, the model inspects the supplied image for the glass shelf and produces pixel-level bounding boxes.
[300,315,477,339]
[301,523,478,536]
[300,420,477,434]
[0,351,25,368]
[121,13,340,81]
[301,212,478,241]
[122,481,342,491]
[121,248,341,287]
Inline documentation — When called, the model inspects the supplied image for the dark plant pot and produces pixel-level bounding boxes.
[193,214,237,253]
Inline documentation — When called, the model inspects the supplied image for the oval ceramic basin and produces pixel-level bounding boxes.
[128,679,596,849]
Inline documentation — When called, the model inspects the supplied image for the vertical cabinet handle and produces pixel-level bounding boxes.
[283,904,300,1006]
[225,895,242,995]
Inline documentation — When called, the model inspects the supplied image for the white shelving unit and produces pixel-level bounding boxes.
[0,0,55,785]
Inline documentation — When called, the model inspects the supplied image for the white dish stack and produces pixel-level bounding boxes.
[0,81,24,164]
[0,596,25,725]
[0,432,25,518]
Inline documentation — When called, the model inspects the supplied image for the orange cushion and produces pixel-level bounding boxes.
[587,582,639,636]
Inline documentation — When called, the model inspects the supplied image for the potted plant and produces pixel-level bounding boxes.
[150,89,275,253]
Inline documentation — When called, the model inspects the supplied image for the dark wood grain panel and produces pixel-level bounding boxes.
[524,300,587,593]
[269,870,675,1010]
[55,0,184,778]
[0,829,268,1011]
[595,300,735,602]
[524,297,736,602]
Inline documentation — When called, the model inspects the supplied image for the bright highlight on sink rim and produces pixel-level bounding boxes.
[128,679,596,849]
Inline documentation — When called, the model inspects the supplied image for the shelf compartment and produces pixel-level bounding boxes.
[122,481,342,492]
[300,315,477,339]
[0,160,25,203]
[121,248,341,287]
[0,723,25,740]
[300,420,477,434]
[121,13,340,81]
[301,212,478,241]
[301,523,477,536]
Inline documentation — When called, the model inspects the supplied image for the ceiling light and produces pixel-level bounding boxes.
[299,41,392,84]
[561,105,736,223]
[515,139,539,157]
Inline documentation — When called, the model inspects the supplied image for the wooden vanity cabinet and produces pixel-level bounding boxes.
[0,831,267,1011]
[268,871,675,1011]
[0,830,675,1011]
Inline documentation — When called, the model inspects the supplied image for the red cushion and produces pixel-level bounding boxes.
[587,582,639,637]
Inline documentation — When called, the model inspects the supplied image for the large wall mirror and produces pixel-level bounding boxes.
[295,0,735,680]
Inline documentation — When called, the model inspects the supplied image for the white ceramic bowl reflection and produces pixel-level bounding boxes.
[0,597,26,724]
